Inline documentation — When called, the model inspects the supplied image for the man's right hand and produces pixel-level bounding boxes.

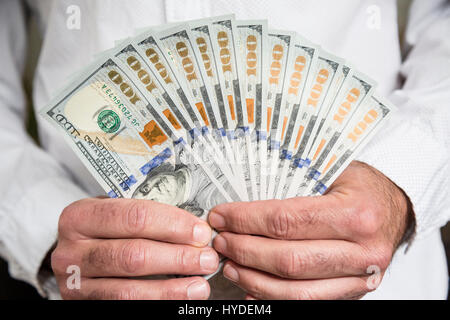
[51,198,218,300]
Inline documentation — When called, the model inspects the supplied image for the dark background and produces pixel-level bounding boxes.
[1,0,448,300]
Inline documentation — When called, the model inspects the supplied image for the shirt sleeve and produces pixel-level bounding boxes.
[355,0,450,240]
[0,0,87,297]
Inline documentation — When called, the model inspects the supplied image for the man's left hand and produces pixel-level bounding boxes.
[209,161,412,300]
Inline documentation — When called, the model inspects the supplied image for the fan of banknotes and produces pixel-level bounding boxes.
[41,15,395,225]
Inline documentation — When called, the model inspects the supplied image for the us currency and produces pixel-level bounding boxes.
[41,57,232,282]
[156,25,226,152]
[262,30,296,200]
[41,57,233,211]
[131,28,244,201]
[188,19,249,200]
[305,94,396,196]
[155,25,244,196]
[232,20,268,201]
[280,62,351,199]
[266,35,319,199]
[132,31,209,141]
[287,70,377,196]
[209,15,252,200]
[274,52,345,199]
[112,41,193,138]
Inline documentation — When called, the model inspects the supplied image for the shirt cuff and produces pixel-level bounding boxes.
[1,177,87,298]
[355,92,450,241]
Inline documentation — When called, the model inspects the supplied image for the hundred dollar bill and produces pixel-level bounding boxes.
[232,20,268,201]
[188,19,249,199]
[132,31,209,137]
[41,57,233,212]
[287,69,377,196]
[155,25,244,196]
[209,15,251,200]
[262,30,296,200]
[274,52,345,199]
[279,62,351,198]
[266,35,319,198]
[304,94,396,196]
[131,28,244,201]
[156,25,222,141]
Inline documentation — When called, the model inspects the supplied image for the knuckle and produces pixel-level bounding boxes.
[295,206,318,228]
[118,240,147,274]
[245,280,266,299]
[352,206,382,238]
[229,239,249,266]
[268,207,293,239]
[122,201,149,236]
[51,247,71,275]
[175,247,197,272]
[276,248,304,278]
[59,204,79,235]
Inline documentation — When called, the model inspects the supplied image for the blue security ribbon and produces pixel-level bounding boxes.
[281,150,292,160]
[108,190,118,198]
[270,140,280,150]
[313,182,327,195]
[189,128,200,139]
[119,175,137,191]
[140,148,173,175]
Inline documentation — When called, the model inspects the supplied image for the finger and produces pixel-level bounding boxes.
[223,261,371,300]
[245,294,258,300]
[60,198,212,246]
[53,239,219,277]
[214,233,371,279]
[209,195,354,240]
[60,276,210,300]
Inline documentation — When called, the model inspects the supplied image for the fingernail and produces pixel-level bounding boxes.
[193,223,211,245]
[200,250,218,272]
[187,280,209,300]
[213,235,227,253]
[209,212,226,229]
[223,264,239,282]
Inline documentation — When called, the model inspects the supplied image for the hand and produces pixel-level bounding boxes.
[52,198,219,300]
[209,161,413,300]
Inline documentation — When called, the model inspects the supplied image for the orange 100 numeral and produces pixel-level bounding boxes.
[108,70,141,105]
[306,69,329,108]
[269,44,283,85]
[145,48,173,85]
[196,37,213,77]
[246,35,257,77]
[176,42,198,82]
[347,109,378,142]
[126,56,157,92]
[333,88,360,124]
[287,55,306,96]
[217,31,232,73]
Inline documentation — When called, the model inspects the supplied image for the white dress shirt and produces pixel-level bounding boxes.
[0,0,449,299]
